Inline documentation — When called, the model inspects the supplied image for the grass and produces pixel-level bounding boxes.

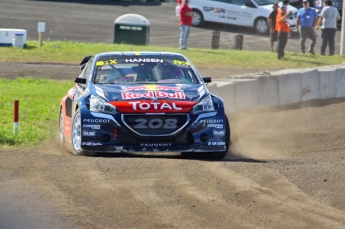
[0,40,344,70]
[0,40,344,147]
[0,77,73,147]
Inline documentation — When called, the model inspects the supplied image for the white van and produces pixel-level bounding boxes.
[183,0,298,34]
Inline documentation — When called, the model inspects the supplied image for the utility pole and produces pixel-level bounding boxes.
[340,0,345,55]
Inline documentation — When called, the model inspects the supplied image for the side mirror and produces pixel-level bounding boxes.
[75,77,87,84]
[245,1,256,7]
[202,77,212,83]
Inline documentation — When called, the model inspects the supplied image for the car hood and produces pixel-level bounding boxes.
[92,84,207,113]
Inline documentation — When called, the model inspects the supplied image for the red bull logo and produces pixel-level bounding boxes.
[122,91,185,99]
[121,85,181,91]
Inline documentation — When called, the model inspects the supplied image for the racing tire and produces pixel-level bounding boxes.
[192,9,204,27]
[254,17,269,35]
[59,108,65,145]
[59,107,72,154]
[182,115,231,161]
[202,114,230,160]
[71,109,89,156]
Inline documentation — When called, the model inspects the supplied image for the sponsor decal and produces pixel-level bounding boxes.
[173,60,190,66]
[203,6,225,13]
[207,124,223,129]
[226,10,251,18]
[82,124,101,129]
[82,142,103,146]
[121,85,181,91]
[213,130,225,135]
[208,142,226,146]
[83,119,111,123]
[140,143,172,147]
[96,59,117,66]
[83,130,95,136]
[122,91,185,99]
[200,119,224,124]
[125,58,164,63]
[129,101,182,111]
[110,100,197,113]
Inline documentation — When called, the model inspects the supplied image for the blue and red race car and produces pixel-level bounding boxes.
[59,52,230,160]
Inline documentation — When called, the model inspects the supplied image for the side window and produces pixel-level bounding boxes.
[231,0,246,5]
[213,0,230,3]
[80,57,94,79]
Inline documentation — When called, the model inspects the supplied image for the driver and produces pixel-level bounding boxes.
[135,63,156,82]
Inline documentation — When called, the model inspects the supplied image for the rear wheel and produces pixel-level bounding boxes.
[254,17,269,34]
[192,9,204,27]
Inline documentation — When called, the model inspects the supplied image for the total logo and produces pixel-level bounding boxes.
[121,85,181,91]
[122,91,185,99]
[129,101,182,110]
[110,100,197,113]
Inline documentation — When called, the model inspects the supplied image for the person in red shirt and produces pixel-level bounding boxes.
[276,5,290,59]
[179,0,193,50]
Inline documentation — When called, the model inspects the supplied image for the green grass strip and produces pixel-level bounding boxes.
[0,40,344,70]
[0,77,73,147]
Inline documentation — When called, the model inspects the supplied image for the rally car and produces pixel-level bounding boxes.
[59,52,230,160]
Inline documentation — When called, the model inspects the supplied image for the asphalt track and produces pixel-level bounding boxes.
[1,0,342,53]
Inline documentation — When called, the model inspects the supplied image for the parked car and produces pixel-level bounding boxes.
[184,0,298,34]
[315,0,342,25]
[59,51,230,160]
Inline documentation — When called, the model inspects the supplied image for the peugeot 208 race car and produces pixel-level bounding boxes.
[59,52,230,160]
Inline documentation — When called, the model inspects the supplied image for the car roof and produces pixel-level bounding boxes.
[94,51,185,58]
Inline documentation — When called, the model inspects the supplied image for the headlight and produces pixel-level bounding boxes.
[90,95,117,114]
[192,95,215,114]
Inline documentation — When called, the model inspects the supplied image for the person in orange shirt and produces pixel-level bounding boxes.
[276,5,291,60]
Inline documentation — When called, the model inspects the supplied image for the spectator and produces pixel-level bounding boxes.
[316,0,341,56]
[179,0,194,50]
[296,0,319,55]
[283,0,289,8]
[176,0,182,16]
[276,5,291,59]
[268,2,279,52]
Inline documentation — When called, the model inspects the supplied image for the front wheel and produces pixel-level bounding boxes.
[71,109,88,156]
[182,115,231,161]
[202,115,230,160]
[192,9,204,26]
[254,17,269,34]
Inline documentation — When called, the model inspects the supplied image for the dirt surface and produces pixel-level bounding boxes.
[1,66,345,229]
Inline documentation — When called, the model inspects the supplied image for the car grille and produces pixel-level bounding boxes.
[121,114,190,136]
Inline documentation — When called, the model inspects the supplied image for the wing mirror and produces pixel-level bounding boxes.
[202,77,212,83]
[75,77,87,84]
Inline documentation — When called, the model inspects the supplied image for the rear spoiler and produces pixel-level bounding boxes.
[79,56,92,70]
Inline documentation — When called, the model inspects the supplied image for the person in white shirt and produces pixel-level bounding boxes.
[316,0,341,55]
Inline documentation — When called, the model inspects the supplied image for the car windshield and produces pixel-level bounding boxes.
[252,0,276,6]
[93,55,200,84]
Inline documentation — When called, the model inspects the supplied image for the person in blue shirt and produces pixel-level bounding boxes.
[296,0,319,55]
